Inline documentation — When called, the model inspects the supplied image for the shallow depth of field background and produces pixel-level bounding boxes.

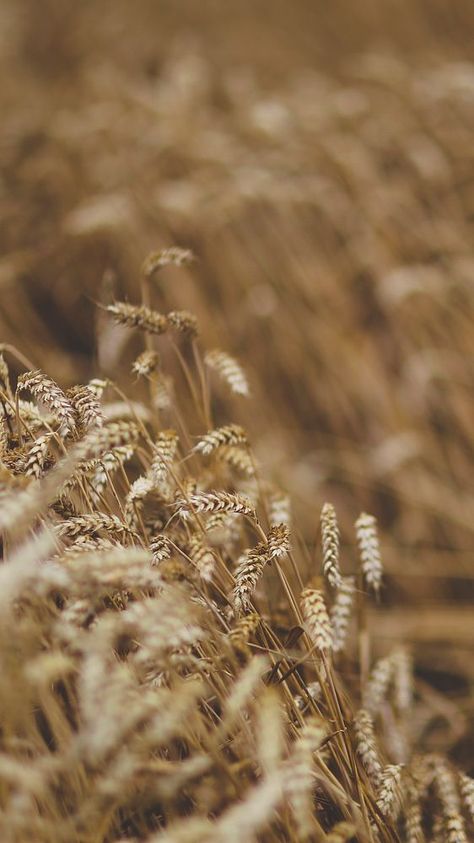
[1,0,473,764]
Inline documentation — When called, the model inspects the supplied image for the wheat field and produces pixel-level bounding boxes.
[0,2,473,841]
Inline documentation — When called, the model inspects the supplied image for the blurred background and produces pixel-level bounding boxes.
[0,0,473,762]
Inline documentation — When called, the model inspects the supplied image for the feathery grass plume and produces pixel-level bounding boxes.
[24,434,53,478]
[150,535,173,565]
[285,717,326,840]
[68,384,104,432]
[321,502,342,588]
[459,774,474,822]
[355,511,383,594]
[377,764,403,819]
[132,349,160,377]
[204,349,249,396]
[107,302,169,334]
[330,575,355,653]
[194,423,248,456]
[142,246,194,278]
[327,821,357,842]
[301,587,333,652]
[176,490,256,520]
[167,309,199,337]
[362,654,394,715]
[17,369,76,436]
[434,760,467,843]
[354,708,383,786]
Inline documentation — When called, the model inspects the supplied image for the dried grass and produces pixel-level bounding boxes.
[0,2,473,840]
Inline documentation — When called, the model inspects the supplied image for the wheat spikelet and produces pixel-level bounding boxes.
[330,575,355,653]
[55,512,137,539]
[405,784,425,843]
[321,502,342,588]
[125,475,155,523]
[301,587,333,652]
[217,445,256,477]
[232,548,268,614]
[194,423,247,456]
[354,708,383,786]
[150,535,173,565]
[151,430,179,495]
[107,302,169,335]
[167,309,198,337]
[285,717,326,840]
[68,384,104,432]
[176,491,256,520]
[377,764,403,819]
[132,350,160,377]
[434,760,467,843]
[17,369,76,436]
[265,523,290,559]
[187,535,216,581]
[89,444,135,500]
[227,613,260,655]
[268,486,291,527]
[141,247,194,278]
[459,774,474,822]
[355,511,383,594]
[24,434,53,479]
[392,646,413,713]
[87,377,108,398]
[256,688,285,773]
[204,349,249,396]
[362,654,394,715]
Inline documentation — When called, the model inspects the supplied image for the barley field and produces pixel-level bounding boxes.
[0,2,473,841]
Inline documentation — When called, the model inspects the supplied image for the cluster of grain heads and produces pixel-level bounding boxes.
[0,255,472,843]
